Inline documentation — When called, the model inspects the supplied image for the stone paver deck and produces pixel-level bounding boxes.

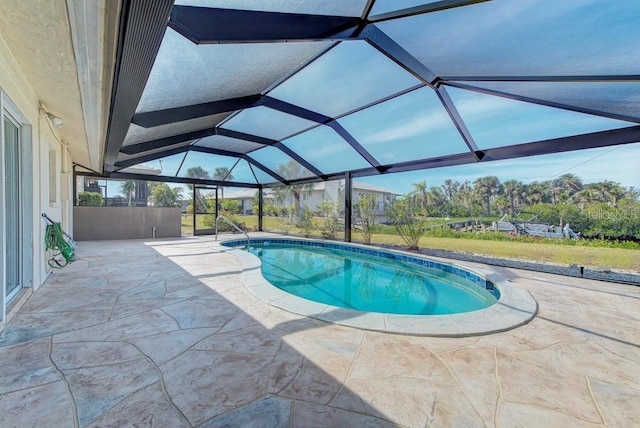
[0,235,638,427]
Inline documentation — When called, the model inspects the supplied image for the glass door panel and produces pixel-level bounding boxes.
[4,116,21,300]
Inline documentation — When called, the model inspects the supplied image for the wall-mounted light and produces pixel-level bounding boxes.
[39,102,64,128]
[45,112,64,128]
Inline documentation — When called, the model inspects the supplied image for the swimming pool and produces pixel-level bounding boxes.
[221,237,537,336]
[244,241,497,315]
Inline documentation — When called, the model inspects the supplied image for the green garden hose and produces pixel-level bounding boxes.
[43,216,75,268]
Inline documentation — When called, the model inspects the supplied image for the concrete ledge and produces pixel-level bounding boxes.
[414,248,640,286]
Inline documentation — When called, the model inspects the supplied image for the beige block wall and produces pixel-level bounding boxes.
[73,207,182,241]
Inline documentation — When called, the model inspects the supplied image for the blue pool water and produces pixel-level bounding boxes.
[233,240,498,316]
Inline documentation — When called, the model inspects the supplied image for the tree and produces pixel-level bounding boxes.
[588,180,628,207]
[473,176,501,217]
[524,181,547,205]
[185,166,210,190]
[411,180,428,212]
[558,173,583,194]
[494,197,510,216]
[502,179,524,216]
[149,184,183,207]
[119,180,136,206]
[272,160,315,215]
[213,167,233,201]
[441,179,459,200]
[428,186,447,216]
[572,188,597,209]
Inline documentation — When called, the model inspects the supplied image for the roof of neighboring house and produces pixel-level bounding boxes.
[120,164,162,175]
[223,189,272,200]
[225,181,398,199]
[351,182,401,195]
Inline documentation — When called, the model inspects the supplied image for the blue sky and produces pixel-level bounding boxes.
[357,142,640,194]
[118,1,640,198]
[108,142,640,198]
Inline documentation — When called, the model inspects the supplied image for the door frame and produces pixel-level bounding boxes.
[0,90,33,321]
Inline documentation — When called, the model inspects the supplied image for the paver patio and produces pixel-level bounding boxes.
[0,235,638,427]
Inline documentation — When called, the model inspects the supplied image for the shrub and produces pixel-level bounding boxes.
[202,211,245,232]
[220,199,242,214]
[354,194,378,244]
[78,191,103,206]
[296,207,315,237]
[318,200,340,240]
[388,196,425,250]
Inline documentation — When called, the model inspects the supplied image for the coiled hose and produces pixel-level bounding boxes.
[45,221,75,268]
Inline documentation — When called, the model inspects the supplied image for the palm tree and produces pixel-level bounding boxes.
[185,166,210,189]
[524,181,547,205]
[548,179,562,205]
[428,186,446,212]
[494,197,510,216]
[213,167,233,201]
[502,179,524,216]
[552,173,583,203]
[119,180,136,206]
[149,184,183,207]
[411,180,428,212]
[473,176,501,217]
[589,180,627,207]
[441,179,459,200]
[572,188,598,209]
[273,160,315,215]
[558,173,583,194]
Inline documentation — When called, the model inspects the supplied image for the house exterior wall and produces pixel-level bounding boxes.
[0,31,73,325]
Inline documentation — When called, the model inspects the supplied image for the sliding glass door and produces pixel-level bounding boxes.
[4,114,21,301]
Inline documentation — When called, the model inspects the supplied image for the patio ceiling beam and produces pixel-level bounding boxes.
[261,97,333,124]
[445,81,640,124]
[215,128,278,146]
[120,129,215,155]
[274,143,326,179]
[328,122,382,169]
[263,126,640,187]
[259,96,382,170]
[440,75,640,83]
[360,25,438,86]
[114,146,189,170]
[169,6,362,44]
[109,172,260,189]
[436,86,481,157]
[368,0,490,23]
[132,95,262,128]
[121,127,276,157]
[189,146,245,159]
[103,0,175,172]
[243,156,289,185]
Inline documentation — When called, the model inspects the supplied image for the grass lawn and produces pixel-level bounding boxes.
[182,214,639,272]
[365,233,640,272]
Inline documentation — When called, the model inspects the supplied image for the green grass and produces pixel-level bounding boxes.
[182,214,639,272]
[364,233,640,272]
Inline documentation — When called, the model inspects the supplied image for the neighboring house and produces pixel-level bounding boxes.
[222,189,273,215]
[225,180,398,221]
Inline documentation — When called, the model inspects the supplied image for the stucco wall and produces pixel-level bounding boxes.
[74,207,181,240]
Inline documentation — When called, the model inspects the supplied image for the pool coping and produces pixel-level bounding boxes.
[216,237,538,337]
